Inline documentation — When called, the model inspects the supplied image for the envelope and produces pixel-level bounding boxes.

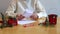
[18,20,36,25]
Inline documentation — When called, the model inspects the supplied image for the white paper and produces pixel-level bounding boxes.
[18,20,36,25]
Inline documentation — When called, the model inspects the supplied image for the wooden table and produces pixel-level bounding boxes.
[0,17,60,34]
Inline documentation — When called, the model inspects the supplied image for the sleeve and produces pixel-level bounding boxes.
[35,0,48,18]
[5,0,17,17]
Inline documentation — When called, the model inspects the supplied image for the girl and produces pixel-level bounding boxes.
[6,0,47,25]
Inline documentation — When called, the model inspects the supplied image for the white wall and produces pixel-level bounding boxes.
[0,0,11,14]
[40,0,60,16]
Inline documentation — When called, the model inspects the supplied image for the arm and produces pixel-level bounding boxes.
[35,0,47,23]
[5,0,17,17]
[35,0,47,18]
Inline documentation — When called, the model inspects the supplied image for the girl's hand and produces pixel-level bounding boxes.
[30,13,38,20]
[16,14,25,20]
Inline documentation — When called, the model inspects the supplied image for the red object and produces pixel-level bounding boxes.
[0,21,3,23]
[48,14,57,25]
[23,24,34,28]
[23,24,27,28]
[43,22,46,25]
[8,18,18,26]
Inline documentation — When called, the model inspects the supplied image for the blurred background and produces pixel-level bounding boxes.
[0,0,60,17]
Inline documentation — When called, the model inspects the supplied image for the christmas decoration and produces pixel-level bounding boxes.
[8,17,17,26]
[0,13,18,29]
[45,17,50,27]
[38,17,50,27]
[48,14,57,25]
[38,14,58,27]
[0,13,9,28]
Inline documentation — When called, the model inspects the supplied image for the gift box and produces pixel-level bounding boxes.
[48,14,57,25]
[8,18,18,26]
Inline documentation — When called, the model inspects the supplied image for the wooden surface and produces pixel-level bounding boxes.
[0,17,60,34]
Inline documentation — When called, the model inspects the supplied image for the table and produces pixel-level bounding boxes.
[0,17,60,34]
